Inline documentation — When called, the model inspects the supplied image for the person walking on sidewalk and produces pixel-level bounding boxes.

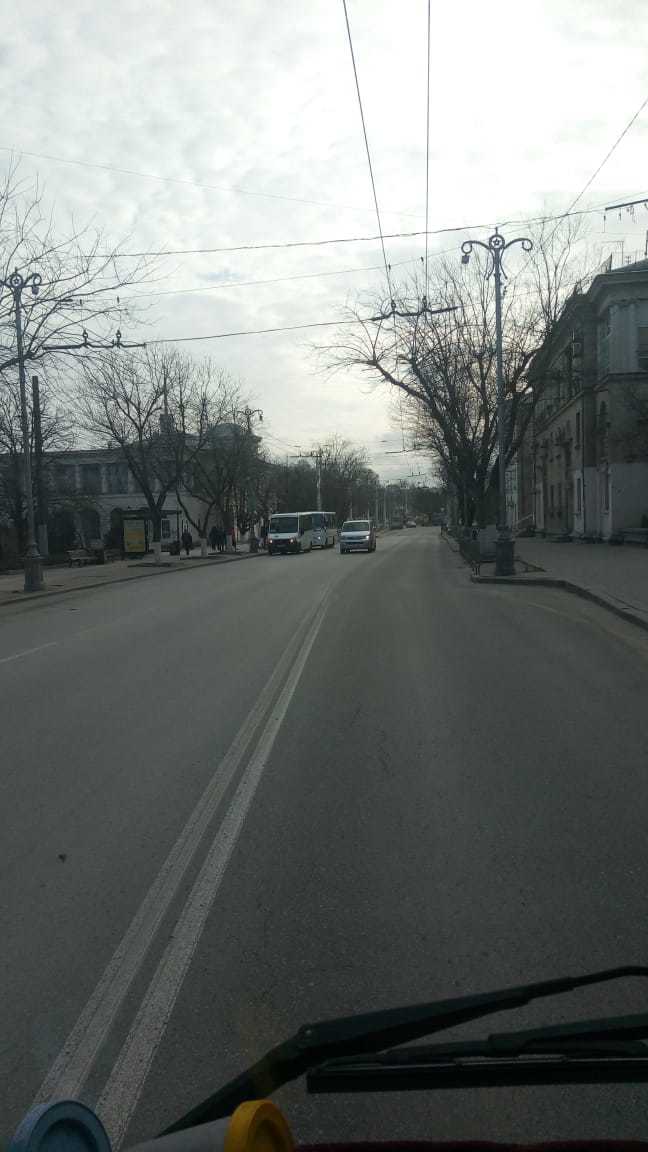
[181,528,192,557]
[209,525,218,553]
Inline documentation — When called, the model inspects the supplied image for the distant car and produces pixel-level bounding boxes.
[405,519,417,528]
[339,519,376,553]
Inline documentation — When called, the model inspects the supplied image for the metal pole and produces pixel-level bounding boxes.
[316,451,322,512]
[461,229,531,575]
[493,246,514,575]
[31,375,49,558]
[14,288,44,591]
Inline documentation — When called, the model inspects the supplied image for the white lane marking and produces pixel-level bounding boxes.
[33,598,325,1106]
[96,588,332,1149]
[0,641,57,665]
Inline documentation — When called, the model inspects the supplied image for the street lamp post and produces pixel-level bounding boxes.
[2,270,44,592]
[460,228,532,576]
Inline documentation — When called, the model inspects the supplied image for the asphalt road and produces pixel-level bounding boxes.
[2,530,648,1147]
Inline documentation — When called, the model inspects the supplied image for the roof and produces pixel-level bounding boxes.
[607,257,648,275]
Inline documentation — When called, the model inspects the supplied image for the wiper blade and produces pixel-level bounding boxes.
[160,965,648,1134]
[308,1012,648,1093]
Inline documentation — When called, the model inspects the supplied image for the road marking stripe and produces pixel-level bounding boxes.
[33,598,325,1106]
[0,642,57,665]
[96,588,332,1149]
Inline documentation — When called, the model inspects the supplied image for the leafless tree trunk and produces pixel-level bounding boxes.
[321,218,585,524]
[0,370,74,550]
[77,348,211,563]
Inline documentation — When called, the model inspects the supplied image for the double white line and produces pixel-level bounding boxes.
[35,588,332,1148]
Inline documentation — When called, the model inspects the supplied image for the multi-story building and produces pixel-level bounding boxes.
[0,422,265,560]
[517,257,648,539]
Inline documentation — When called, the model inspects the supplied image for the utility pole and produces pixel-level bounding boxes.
[461,228,533,576]
[1,271,44,592]
[292,449,323,510]
[0,273,141,589]
[240,406,263,435]
[31,374,48,559]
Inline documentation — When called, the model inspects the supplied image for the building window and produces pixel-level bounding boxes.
[597,401,609,458]
[161,519,171,540]
[107,462,129,494]
[576,477,582,514]
[56,464,76,494]
[598,309,610,378]
[81,463,102,495]
[638,326,648,372]
[575,410,581,447]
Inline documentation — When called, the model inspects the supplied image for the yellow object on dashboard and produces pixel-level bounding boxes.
[225,1102,294,1152]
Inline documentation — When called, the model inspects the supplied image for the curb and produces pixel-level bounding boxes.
[0,550,263,611]
[471,572,648,634]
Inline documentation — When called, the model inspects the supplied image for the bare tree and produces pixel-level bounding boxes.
[323,219,585,524]
[174,387,265,553]
[0,371,74,552]
[78,348,211,561]
[0,160,154,380]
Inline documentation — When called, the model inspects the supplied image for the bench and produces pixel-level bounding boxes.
[619,529,648,547]
[67,549,98,567]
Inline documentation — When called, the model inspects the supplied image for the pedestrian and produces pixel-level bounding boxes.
[181,528,192,557]
[209,525,218,552]
[217,527,226,552]
[260,523,267,550]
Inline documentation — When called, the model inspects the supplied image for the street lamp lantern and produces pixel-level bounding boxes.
[459,227,533,576]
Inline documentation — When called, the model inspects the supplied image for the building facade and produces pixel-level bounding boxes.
[0,421,266,560]
[517,258,648,540]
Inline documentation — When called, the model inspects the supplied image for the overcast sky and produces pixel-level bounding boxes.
[3,0,648,481]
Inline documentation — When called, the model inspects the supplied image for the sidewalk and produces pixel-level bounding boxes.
[475,536,648,632]
[0,547,262,608]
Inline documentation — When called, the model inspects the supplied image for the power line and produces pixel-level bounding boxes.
[564,92,648,216]
[0,144,420,221]
[512,94,648,289]
[82,194,647,260]
[341,0,393,299]
[122,256,421,302]
[424,0,431,300]
[88,228,428,259]
[145,316,367,345]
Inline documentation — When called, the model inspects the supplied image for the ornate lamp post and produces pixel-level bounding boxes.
[1,270,44,592]
[460,229,533,576]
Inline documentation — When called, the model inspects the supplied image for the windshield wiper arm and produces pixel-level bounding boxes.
[308,1011,648,1093]
[159,965,648,1134]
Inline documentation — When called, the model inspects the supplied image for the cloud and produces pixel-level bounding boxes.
[2,0,648,476]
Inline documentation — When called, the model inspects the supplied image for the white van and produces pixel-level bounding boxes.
[304,511,338,548]
[267,513,314,554]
